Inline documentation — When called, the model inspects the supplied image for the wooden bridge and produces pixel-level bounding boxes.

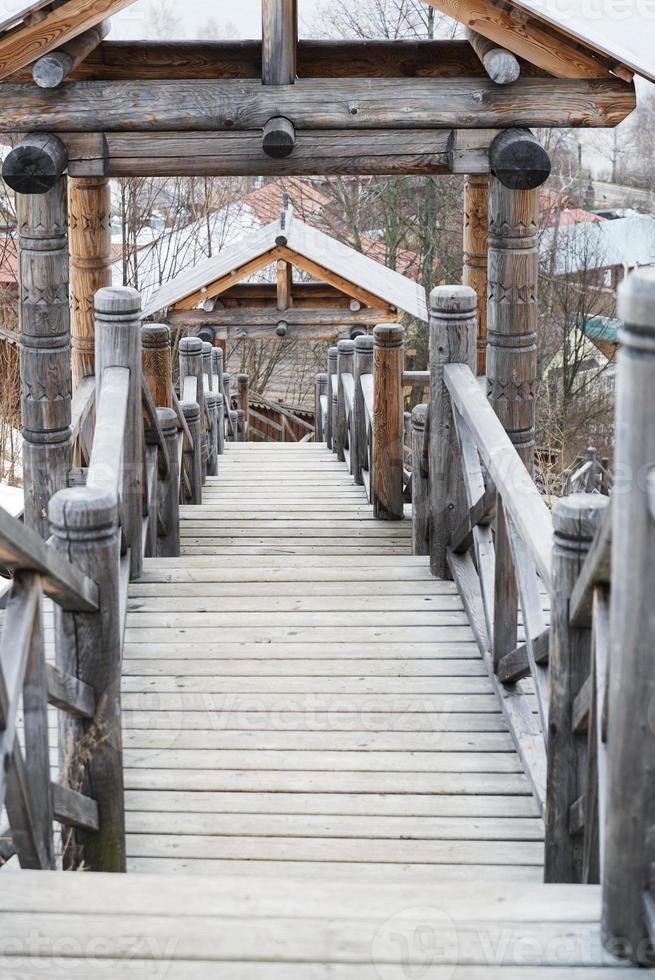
[0,271,654,976]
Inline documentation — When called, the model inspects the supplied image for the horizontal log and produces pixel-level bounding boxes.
[167,308,396,338]
[2,132,68,193]
[32,20,110,89]
[52,783,99,832]
[62,129,457,177]
[0,77,634,134]
[262,116,296,158]
[46,663,95,719]
[10,40,548,82]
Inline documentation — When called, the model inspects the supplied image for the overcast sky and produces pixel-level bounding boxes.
[109,0,325,39]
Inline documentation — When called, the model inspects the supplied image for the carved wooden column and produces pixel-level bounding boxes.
[69,177,112,389]
[463,175,489,376]
[18,182,72,538]
[487,178,539,666]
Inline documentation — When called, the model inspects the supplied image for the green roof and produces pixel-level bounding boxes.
[581,316,620,345]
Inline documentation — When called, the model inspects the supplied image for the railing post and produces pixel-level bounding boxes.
[428,286,477,577]
[603,269,655,964]
[372,324,404,521]
[142,323,173,408]
[326,346,337,451]
[463,174,489,377]
[202,341,214,391]
[487,177,539,665]
[17,178,72,538]
[545,494,608,884]
[49,485,125,872]
[179,336,206,475]
[336,339,355,464]
[353,334,374,487]
[315,372,327,442]
[215,393,225,457]
[94,286,143,580]
[236,408,246,443]
[206,392,219,476]
[237,373,249,440]
[411,404,430,556]
[156,407,180,557]
[182,401,202,505]
[212,347,224,401]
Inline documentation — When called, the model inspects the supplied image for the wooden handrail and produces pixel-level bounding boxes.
[86,366,129,496]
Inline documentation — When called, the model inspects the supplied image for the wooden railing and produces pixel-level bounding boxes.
[565,445,613,495]
[405,276,655,966]
[1,286,228,872]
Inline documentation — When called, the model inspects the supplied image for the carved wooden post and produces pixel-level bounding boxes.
[182,401,202,505]
[206,392,219,476]
[237,374,249,440]
[156,407,180,557]
[545,494,608,884]
[142,323,173,408]
[603,269,655,964]
[49,485,125,872]
[353,334,374,487]
[17,182,72,538]
[326,346,338,451]
[463,175,489,376]
[336,339,355,464]
[411,404,430,556]
[372,324,404,521]
[94,287,143,580]
[179,336,206,475]
[429,286,477,577]
[315,372,327,441]
[69,176,112,389]
[487,178,539,665]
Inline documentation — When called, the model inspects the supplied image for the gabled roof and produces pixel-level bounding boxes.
[427,0,654,82]
[144,206,428,323]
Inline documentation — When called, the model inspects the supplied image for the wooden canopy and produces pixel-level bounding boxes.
[144,204,428,342]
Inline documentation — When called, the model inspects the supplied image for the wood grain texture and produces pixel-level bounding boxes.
[463,175,489,376]
[0,77,634,132]
[372,325,404,521]
[69,175,112,389]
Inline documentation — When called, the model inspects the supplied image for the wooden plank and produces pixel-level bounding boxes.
[569,503,612,628]
[46,663,95,719]
[52,783,99,832]
[0,77,634,133]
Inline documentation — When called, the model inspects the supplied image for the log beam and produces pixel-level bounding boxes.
[167,307,396,336]
[489,128,552,191]
[0,77,634,133]
[262,0,297,86]
[2,133,68,195]
[466,28,520,85]
[32,20,110,89]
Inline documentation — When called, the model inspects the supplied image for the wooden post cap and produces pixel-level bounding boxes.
[411,403,428,430]
[552,493,609,545]
[2,133,68,194]
[206,391,219,409]
[95,286,141,318]
[181,401,200,422]
[237,372,249,384]
[202,341,214,357]
[179,336,203,355]
[223,372,230,385]
[316,372,328,383]
[430,284,477,316]
[490,129,552,190]
[337,339,355,354]
[355,335,374,353]
[328,346,338,362]
[374,323,404,348]
[49,485,118,533]
[212,349,224,372]
[618,268,655,347]
[141,323,171,350]
[156,406,177,437]
[214,392,224,411]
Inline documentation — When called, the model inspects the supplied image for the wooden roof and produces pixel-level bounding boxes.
[427,0,655,82]
[144,207,429,324]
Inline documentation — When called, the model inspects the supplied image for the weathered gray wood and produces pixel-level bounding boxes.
[262,116,296,158]
[87,366,129,498]
[604,269,655,964]
[314,373,327,441]
[326,346,337,451]
[236,374,249,442]
[352,335,373,487]
[181,401,203,505]
[32,20,110,88]
[569,503,612,628]
[262,0,296,86]
[94,286,143,580]
[497,628,549,684]
[201,341,213,391]
[46,663,95,719]
[411,405,429,556]
[0,77,634,132]
[49,484,125,872]
[179,336,207,473]
[487,178,539,667]
[3,132,68,195]
[155,408,180,557]
[0,504,97,612]
[52,782,99,833]
[336,340,354,464]
[17,179,72,537]
[428,285,477,577]
[466,28,520,85]
[372,325,404,522]
[545,494,607,884]
[204,393,218,476]
[489,128,552,190]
